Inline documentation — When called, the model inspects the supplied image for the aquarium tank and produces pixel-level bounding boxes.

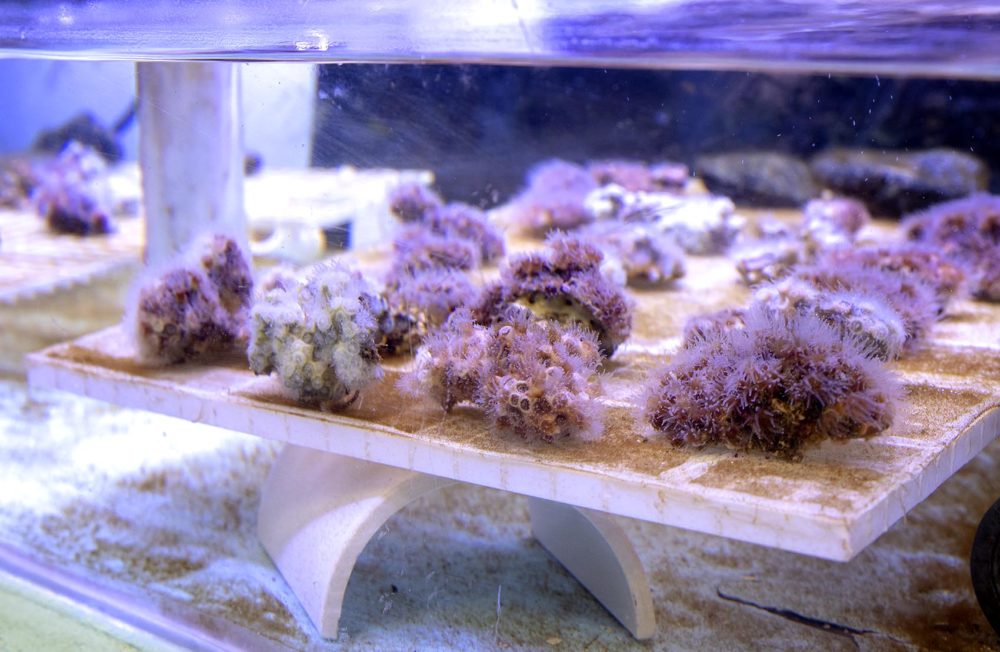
[1,1,1000,650]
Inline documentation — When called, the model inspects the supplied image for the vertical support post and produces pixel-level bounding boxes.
[136,62,246,267]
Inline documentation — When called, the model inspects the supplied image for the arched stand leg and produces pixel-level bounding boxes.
[528,497,657,640]
[258,444,657,640]
[257,444,453,638]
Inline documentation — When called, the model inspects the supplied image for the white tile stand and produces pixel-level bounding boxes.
[257,444,656,639]
[128,60,655,641]
[26,325,1000,642]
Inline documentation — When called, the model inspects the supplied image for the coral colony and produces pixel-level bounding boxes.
[506,159,600,234]
[388,182,505,264]
[643,305,902,458]
[645,216,963,454]
[584,184,743,255]
[506,158,695,236]
[390,226,480,274]
[388,181,444,223]
[31,141,114,235]
[902,193,1000,302]
[402,309,604,442]
[586,159,689,193]
[733,196,871,286]
[578,221,686,287]
[472,233,633,357]
[378,267,477,355]
[381,183,503,352]
[248,262,382,410]
[0,156,38,209]
[133,234,254,364]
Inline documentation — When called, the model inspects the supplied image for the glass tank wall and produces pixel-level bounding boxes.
[1,2,1000,650]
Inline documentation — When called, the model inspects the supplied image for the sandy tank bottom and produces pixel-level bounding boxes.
[0,375,997,651]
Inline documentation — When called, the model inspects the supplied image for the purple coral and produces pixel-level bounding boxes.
[378,267,477,355]
[786,262,939,351]
[815,244,966,314]
[802,197,871,238]
[645,305,902,457]
[587,160,654,192]
[482,314,604,442]
[32,142,113,235]
[426,203,506,264]
[902,194,1000,301]
[391,226,479,275]
[506,159,598,235]
[388,182,443,223]
[733,237,802,286]
[400,309,490,412]
[475,233,633,357]
[402,309,604,442]
[681,307,747,347]
[133,233,253,363]
[733,198,871,287]
[754,277,908,361]
[586,159,690,193]
[1,156,39,209]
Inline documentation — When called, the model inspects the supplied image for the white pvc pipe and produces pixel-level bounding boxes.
[137,62,245,267]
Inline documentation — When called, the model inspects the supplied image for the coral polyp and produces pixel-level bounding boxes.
[786,262,939,350]
[248,262,382,410]
[802,197,871,238]
[815,244,966,314]
[482,314,604,442]
[474,233,633,357]
[586,160,656,192]
[585,185,744,255]
[402,310,604,442]
[754,278,908,360]
[733,197,871,287]
[133,233,254,364]
[400,309,491,412]
[645,306,901,457]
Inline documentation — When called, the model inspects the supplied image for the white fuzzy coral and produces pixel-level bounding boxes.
[754,278,907,360]
[585,184,744,254]
[248,262,382,410]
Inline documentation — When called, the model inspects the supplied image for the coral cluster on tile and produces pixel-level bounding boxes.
[577,221,686,287]
[133,234,254,364]
[585,185,743,255]
[473,234,633,357]
[732,196,871,286]
[402,309,604,442]
[505,158,691,236]
[645,305,902,457]
[31,142,114,235]
[376,267,477,355]
[248,262,382,410]
[902,193,1000,301]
